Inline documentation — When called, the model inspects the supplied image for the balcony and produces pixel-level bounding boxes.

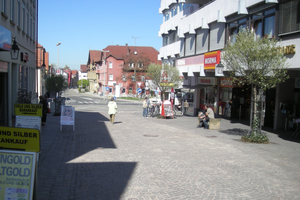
[158,41,181,60]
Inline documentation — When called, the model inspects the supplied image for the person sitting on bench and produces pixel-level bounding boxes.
[199,104,215,129]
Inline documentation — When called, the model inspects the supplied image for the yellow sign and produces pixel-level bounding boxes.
[14,103,43,117]
[277,44,296,55]
[160,82,174,87]
[0,150,36,200]
[0,127,40,152]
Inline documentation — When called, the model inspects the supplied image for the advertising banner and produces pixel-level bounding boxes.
[0,127,40,152]
[15,116,41,130]
[60,106,75,125]
[0,150,36,200]
[14,104,43,117]
[0,25,11,51]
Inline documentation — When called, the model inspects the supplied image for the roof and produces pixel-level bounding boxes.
[80,64,87,72]
[87,50,102,65]
[102,45,161,64]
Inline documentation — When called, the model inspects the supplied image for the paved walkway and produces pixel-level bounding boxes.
[37,92,300,199]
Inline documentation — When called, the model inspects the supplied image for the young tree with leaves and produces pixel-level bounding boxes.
[222,28,289,142]
[147,63,182,101]
[45,74,68,115]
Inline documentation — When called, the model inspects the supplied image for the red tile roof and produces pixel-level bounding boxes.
[87,50,102,65]
[102,45,161,64]
[80,64,87,72]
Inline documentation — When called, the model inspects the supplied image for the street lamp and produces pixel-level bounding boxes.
[216,61,224,75]
[10,37,20,60]
[56,42,61,73]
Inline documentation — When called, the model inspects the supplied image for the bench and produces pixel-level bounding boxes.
[209,118,221,130]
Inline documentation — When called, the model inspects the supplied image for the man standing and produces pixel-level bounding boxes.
[108,97,117,124]
[143,97,148,117]
[202,104,215,129]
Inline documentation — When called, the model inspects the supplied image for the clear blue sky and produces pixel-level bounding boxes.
[38,0,162,70]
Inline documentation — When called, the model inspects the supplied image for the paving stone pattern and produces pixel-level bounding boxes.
[37,95,300,199]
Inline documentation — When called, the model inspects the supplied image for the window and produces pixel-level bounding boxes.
[141,75,145,82]
[251,8,275,38]
[109,62,113,68]
[17,0,20,26]
[122,87,125,93]
[129,63,134,68]
[10,0,14,22]
[2,0,6,14]
[138,63,143,69]
[22,3,25,31]
[109,74,113,80]
[279,0,300,35]
[122,75,126,81]
[227,17,247,44]
[109,87,112,93]
[132,75,136,82]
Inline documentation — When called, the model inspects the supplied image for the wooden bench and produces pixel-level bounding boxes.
[209,118,221,130]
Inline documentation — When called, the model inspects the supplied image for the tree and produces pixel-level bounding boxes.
[63,65,70,70]
[77,79,89,89]
[147,64,182,101]
[45,74,68,115]
[222,28,289,143]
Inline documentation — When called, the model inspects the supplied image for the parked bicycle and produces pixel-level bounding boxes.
[149,103,160,117]
[172,105,182,116]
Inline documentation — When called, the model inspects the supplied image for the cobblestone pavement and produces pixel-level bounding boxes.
[37,91,300,200]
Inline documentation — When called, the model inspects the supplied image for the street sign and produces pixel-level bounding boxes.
[137,88,142,93]
[105,87,109,91]
[114,96,116,100]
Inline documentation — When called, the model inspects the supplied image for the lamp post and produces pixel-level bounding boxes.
[56,42,61,73]
[10,37,20,60]
[102,50,109,100]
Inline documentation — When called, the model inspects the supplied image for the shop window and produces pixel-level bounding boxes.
[129,87,133,94]
[279,0,300,35]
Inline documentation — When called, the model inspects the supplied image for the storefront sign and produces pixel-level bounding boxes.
[204,51,220,70]
[219,78,233,88]
[277,45,295,55]
[0,25,11,51]
[198,77,216,85]
[0,150,36,200]
[0,127,40,152]
[14,104,43,117]
[177,55,204,66]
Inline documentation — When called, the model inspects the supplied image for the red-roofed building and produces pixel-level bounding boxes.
[94,44,161,97]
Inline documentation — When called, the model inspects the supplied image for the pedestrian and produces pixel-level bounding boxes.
[184,100,189,114]
[202,104,215,129]
[39,96,48,126]
[108,97,117,124]
[143,97,148,117]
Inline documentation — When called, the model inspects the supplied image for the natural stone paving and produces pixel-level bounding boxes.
[37,93,300,200]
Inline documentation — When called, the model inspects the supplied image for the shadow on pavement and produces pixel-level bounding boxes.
[38,111,136,199]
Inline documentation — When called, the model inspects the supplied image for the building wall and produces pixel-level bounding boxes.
[0,0,38,126]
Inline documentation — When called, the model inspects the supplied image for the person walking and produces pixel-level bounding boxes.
[39,96,48,126]
[108,97,117,124]
[143,97,148,117]
[184,100,189,115]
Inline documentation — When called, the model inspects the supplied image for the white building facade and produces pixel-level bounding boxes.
[159,0,300,131]
[0,0,38,126]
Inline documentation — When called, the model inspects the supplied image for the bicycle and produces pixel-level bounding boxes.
[173,105,182,116]
[149,104,160,117]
